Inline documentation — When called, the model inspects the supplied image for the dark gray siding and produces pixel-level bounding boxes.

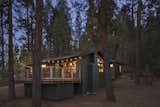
[24,83,74,100]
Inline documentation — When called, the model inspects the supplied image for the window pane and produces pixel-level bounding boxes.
[52,64,62,78]
[72,62,78,79]
[97,57,104,73]
[42,67,50,78]
[76,62,80,79]
[28,70,32,78]
[64,63,71,78]
[26,68,32,79]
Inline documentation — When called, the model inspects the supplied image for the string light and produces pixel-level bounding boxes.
[97,59,100,63]
[110,64,114,68]
[41,64,47,68]
[70,63,73,66]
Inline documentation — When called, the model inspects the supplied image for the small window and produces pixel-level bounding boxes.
[97,57,104,73]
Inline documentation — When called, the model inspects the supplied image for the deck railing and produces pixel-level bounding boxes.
[25,64,81,82]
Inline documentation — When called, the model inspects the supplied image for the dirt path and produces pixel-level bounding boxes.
[0,78,160,107]
[0,84,24,105]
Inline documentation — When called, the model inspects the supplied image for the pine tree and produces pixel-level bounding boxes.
[32,0,43,107]
[49,0,72,57]
[43,0,55,57]
[8,0,16,101]
[135,0,142,84]
[73,0,84,52]
[98,0,116,102]
[0,0,5,73]
[80,0,99,52]
[15,0,35,51]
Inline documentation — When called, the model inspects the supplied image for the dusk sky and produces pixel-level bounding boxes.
[13,0,125,46]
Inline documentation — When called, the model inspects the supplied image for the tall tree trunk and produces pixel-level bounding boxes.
[99,0,116,102]
[103,50,116,101]
[0,10,5,72]
[129,0,135,79]
[135,0,142,84]
[30,1,35,53]
[32,0,43,107]
[26,6,30,51]
[131,0,134,24]
[8,0,16,101]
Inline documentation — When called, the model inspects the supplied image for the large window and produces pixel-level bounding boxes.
[52,64,62,78]
[42,67,50,78]
[61,62,77,79]
[25,68,32,79]
[64,63,72,78]
[25,57,81,81]
[74,61,80,79]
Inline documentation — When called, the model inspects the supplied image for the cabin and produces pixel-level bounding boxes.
[24,52,122,100]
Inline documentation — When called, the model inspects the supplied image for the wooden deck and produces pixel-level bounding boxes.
[24,79,81,84]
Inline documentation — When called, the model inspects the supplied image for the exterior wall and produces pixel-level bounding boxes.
[24,53,122,100]
[24,83,74,100]
[99,72,105,88]
[114,63,119,79]
[81,55,88,94]
[93,53,100,92]
[81,53,99,94]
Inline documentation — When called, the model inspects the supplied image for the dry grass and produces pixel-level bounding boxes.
[0,76,160,107]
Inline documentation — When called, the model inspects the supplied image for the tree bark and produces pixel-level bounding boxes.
[98,0,116,102]
[26,6,30,51]
[8,0,16,101]
[103,51,116,101]
[128,0,135,79]
[0,9,5,72]
[32,0,43,107]
[135,0,142,84]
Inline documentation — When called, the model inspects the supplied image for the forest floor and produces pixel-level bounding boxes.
[0,74,160,107]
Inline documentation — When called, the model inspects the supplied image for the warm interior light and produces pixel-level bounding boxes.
[98,63,100,67]
[119,65,122,73]
[73,61,76,65]
[70,63,73,66]
[97,59,100,63]
[41,64,47,68]
[110,64,114,68]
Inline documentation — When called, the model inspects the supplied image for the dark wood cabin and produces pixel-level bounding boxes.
[24,52,122,100]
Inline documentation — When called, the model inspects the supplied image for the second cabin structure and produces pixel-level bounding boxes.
[24,52,122,100]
